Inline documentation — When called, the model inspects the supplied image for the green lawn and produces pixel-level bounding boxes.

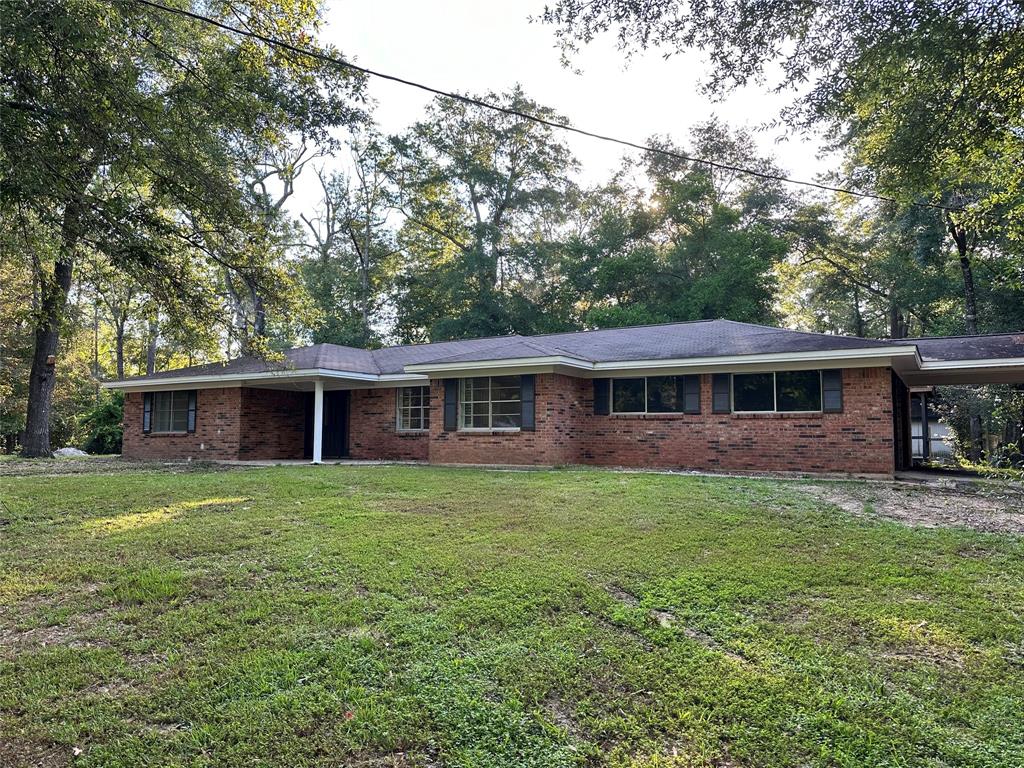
[1,464,1022,767]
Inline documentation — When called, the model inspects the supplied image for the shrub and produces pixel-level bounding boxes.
[77,391,124,454]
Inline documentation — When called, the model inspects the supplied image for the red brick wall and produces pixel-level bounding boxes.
[238,389,306,460]
[122,368,896,475]
[427,374,582,466]
[349,388,429,461]
[122,388,243,460]
[426,368,895,476]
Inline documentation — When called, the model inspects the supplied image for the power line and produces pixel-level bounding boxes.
[125,0,957,213]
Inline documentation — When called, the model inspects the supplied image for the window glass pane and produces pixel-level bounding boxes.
[733,373,774,411]
[492,412,522,428]
[647,376,683,412]
[398,386,430,430]
[459,377,520,429]
[776,371,822,411]
[151,391,190,432]
[612,378,645,412]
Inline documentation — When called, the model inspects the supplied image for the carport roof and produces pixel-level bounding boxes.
[902,332,1024,362]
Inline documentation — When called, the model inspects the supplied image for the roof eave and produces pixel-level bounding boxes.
[402,346,921,377]
[102,368,429,391]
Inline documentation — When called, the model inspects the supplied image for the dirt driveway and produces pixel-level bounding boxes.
[798,480,1024,534]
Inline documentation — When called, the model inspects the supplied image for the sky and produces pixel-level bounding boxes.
[288,0,836,215]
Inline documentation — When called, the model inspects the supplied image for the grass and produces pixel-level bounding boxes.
[1,464,1022,767]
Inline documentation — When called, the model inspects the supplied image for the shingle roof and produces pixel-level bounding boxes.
[900,332,1024,362]
[113,319,1024,384]
[423,319,899,366]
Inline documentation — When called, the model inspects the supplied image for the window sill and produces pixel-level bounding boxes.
[729,411,827,419]
[456,428,522,434]
[144,431,190,437]
[609,412,701,419]
[396,429,430,434]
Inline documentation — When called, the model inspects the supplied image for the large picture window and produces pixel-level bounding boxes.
[151,390,191,432]
[459,376,522,429]
[396,386,430,431]
[731,371,824,412]
[610,376,700,414]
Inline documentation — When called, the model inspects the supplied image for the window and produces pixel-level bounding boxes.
[397,386,430,431]
[610,376,701,414]
[611,378,646,413]
[733,373,775,412]
[151,390,191,432]
[459,375,521,429]
[776,370,822,411]
[731,371,825,413]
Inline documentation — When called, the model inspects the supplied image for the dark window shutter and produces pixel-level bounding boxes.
[593,378,610,415]
[822,369,843,412]
[712,374,731,414]
[520,374,536,431]
[187,390,197,432]
[142,392,153,433]
[443,379,458,431]
[682,375,701,414]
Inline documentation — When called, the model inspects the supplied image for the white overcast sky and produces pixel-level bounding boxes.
[289,0,835,213]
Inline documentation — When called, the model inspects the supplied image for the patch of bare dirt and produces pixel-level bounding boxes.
[797,482,1024,533]
[0,457,251,478]
[605,584,640,607]
[603,586,747,663]
[0,737,71,768]
[542,693,583,742]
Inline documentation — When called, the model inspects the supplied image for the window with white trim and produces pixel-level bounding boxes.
[459,375,522,429]
[152,391,191,432]
[610,376,701,414]
[396,386,431,431]
[732,371,823,412]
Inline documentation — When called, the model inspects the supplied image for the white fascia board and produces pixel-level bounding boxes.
[102,367,401,392]
[592,346,919,372]
[403,346,920,377]
[919,357,1024,371]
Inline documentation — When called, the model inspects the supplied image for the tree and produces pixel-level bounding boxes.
[778,201,956,339]
[300,133,399,347]
[564,122,793,327]
[1,0,365,455]
[390,86,579,341]
[541,0,1024,332]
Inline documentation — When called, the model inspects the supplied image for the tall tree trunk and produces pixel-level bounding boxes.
[852,286,865,337]
[21,170,93,457]
[945,213,978,335]
[115,315,126,380]
[146,317,158,375]
[247,276,266,342]
[945,212,983,458]
[888,303,907,339]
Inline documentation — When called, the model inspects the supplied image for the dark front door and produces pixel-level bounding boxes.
[891,372,912,471]
[303,390,350,459]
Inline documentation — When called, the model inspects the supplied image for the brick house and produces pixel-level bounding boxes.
[108,320,1024,477]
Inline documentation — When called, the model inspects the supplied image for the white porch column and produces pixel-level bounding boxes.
[312,379,324,464]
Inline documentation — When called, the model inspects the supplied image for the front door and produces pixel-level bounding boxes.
[891,372,912,471]
[303,390,350,459]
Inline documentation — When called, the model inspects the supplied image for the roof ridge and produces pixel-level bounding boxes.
[525,318,719,342]
[412,336,552,366]
[717,319,899,345]
[516,336,592,360]
[375,333,525,352]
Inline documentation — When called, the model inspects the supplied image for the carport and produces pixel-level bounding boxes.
[893,333,1024,469]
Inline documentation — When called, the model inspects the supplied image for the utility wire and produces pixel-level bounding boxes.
[125,0,958,213]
